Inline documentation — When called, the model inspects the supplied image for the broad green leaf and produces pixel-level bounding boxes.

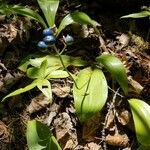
[121,11,150,18]
[2,79,39,102]
[56,12,99,36]
[96,53,128,94]
[129,99,150,146]
[37,0,59,27]
[0,4,47,27]
[138,145,150,150]
[46,70,69,79]
[29,55,86,68]
[26,120,62,150]
[37,79,52,102]
[27,60,48,79]
[73,67,108,122]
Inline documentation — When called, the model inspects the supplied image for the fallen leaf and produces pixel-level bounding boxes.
[106,133,129,147]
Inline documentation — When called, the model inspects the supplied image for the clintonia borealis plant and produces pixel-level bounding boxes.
[0,0,150,150]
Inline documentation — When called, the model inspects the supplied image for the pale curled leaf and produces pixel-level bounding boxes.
[73,67,108,122]
[37,0,59,27]
[27,60,48,79]
[96,53,128,94]
[37,79,52,102]
[121,11,150,18]
[57,12,99,36]
[26,120,61,150]
[129,99,150,146]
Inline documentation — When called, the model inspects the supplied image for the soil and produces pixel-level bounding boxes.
[0,0,150,150]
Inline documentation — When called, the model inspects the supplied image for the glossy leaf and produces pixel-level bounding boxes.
[0,4,47,27]
[46,70,69,79]
[129,99,150,146]
[73,67,108,122]
[37,0,59,27]
[96,53,128,94]
[2,79,39,102]
[37,79,52,102]
[26,120,61,150]
[27,60,48,79]
[121,11,150,18]
[56,11,99,36]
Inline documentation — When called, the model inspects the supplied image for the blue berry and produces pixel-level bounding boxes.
[37,41,48,49]
[43,28,53,36]
[64,35,74,45]
[43,35,56,45]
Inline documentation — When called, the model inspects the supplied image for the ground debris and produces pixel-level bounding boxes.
[26,93,50,114]
[0,121,11,150]
[105,133,129,147]
[53,112,78,150]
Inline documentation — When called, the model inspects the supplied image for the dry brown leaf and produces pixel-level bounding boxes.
[105,133,129,147]
[0,121,10,150]
[82,113,100,141]
[116,110,131,126]
[26,93,49,114]
[52,83,70,98]
[54,113,77,149]
[85,142,102,150]
[105,110,115,131]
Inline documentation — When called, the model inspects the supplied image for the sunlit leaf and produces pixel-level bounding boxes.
[26,120,62,150]
[37,0,59,27]
[96,53,128,94]
[29,54,86,68]
[73,67,108,122]
[2,79,39,102]
[129,99,150,146]
[27,60,48,79]
[46,70,69,79]
[121,11,150,18]
[56,11,99,36]
[0,4,47,27]
[37,79,52,102]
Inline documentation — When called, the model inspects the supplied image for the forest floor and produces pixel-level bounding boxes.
[0,0,150,150]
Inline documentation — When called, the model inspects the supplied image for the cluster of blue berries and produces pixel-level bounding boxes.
[37,28,56,49]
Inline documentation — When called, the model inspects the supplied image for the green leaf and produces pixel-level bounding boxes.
[46,70,69,79]
[27,60,48,79]
[73,67,108,122]
[37,79,52,102]
[37,0,59,27]
[128,99,150,146]
[2,79,39,102]
[18,53,42,72]
[96,53,128,94]
[56,11,99,36]
[29,54,86,68]
[0,4,47,27]
[138,145,150,150]
[121,11,150,18]
[26,120,62,150]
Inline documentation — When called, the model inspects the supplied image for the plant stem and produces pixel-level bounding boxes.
[53,45,79,89]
